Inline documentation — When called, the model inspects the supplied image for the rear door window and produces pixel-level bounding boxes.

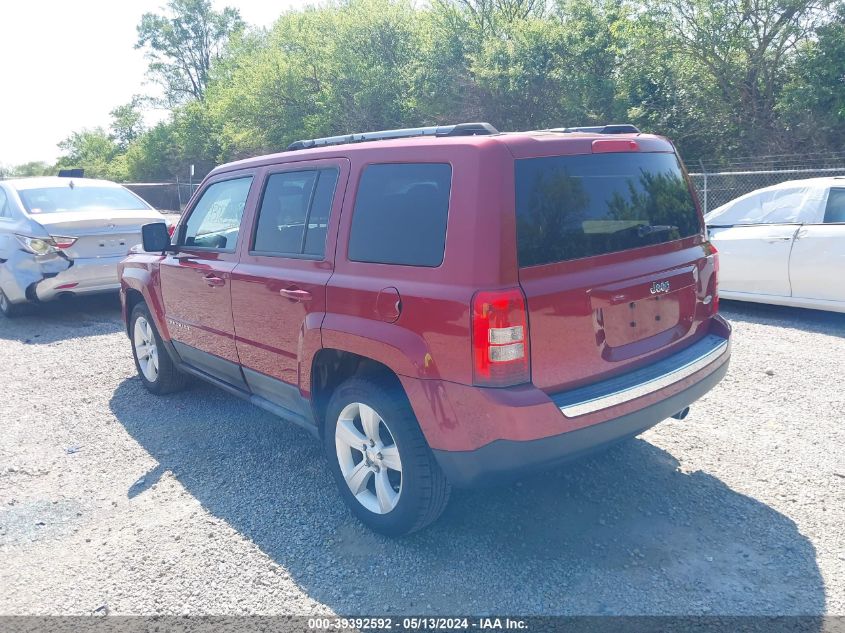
[252,168,339,258]
[348,163,452,267]
[824,188,845,223]
[515,153,701,267]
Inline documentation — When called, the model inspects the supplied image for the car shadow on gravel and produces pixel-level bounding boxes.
[721,300,845,338]
[110,377,825,617]
[0,293,122,344]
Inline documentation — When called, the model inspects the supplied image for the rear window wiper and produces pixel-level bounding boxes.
[638,224,678,238]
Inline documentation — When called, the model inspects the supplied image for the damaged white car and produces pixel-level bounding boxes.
[705,177,845,313]
[0,177,168,317]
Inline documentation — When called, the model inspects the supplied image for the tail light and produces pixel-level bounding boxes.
[472,288,530,387]
[167,223,176,237]
[706,241,719,312]
[51,236,77,250]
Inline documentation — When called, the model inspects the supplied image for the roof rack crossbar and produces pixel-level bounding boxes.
[286,122,499,151]
[549,124,641,135]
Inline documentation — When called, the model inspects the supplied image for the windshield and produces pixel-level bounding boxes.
[515,152,702,267]
[18,186,150,214]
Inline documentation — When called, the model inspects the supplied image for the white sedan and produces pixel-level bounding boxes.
[705,177,845,313]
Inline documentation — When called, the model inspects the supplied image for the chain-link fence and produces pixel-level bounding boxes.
[123,167,845,216]
[123,182,200,213]
[689,167,845,215]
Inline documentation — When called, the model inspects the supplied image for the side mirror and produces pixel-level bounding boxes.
[142,222,171,253]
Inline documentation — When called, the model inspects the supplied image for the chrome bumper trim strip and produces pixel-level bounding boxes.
[554,334,730,417]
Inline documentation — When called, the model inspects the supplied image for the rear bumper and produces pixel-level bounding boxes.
[403,316,731,487]
[33,255,123,301]
[433,357,728,486]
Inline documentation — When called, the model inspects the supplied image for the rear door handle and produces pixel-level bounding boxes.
[765,236,793,242]
[279,287,312,302]
[203,274,225,287]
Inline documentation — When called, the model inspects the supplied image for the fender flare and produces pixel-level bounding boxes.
[319,314,439,380]
[121,267,170,341]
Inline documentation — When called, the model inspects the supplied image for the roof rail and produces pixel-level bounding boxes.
[286,122,499,151]
[549,124,641,135]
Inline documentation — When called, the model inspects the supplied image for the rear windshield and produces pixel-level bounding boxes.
[515,152,701,267]
[18,186,150,214]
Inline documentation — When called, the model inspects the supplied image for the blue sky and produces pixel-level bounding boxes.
[0,0,308,166]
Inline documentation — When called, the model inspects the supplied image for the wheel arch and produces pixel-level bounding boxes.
[310,348,408,436]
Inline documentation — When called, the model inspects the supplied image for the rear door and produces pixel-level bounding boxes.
[230,159,348,414]
[707,223,796,297]
[514,149,717,393]
[159,174,255,387]
[789,187,845,303]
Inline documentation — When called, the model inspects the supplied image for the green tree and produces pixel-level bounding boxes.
[136,0,244,105]
[5,161,55,177]
[110,98,146,150]
[206,0,425,156]
[56,129,122,180]
[780,2,845,150]
[643,0,832,158]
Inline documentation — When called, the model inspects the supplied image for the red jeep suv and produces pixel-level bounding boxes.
[119,122,731,535]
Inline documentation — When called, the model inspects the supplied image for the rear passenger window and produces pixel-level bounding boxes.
[348,163,451,267]
[824,189,845,223]
[253,168,339,258]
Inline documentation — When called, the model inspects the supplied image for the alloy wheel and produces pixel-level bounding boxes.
[133,316,160,383]
[335,402,403,514]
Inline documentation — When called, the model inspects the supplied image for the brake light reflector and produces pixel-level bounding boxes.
[592,139,639,153]
[472,289,530,387]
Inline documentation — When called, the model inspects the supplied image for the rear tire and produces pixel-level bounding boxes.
[0,288,28,318]
[130,302,187,395]
[324,376,450,536]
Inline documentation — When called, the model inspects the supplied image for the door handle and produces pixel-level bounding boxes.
[279,287,312,302]
[765,236,793,242]
[203,274,225,287]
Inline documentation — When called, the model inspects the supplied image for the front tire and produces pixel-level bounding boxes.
[130,302,186,394]
[324,377,450,536]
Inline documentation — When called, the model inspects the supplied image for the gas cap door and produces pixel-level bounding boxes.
[376,287,401,323]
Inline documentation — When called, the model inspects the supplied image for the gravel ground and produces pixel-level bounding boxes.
[0,296,843,616]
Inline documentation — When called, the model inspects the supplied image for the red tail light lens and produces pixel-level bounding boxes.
[472,288,530,387]
[50,236,77,250]
[167,223,176,237]
[706,241,719,312]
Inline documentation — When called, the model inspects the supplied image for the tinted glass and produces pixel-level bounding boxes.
[253,168,339,257]
[824,188,845,223]
[254,171,317,254]
[184,177,252,250]
[349,163,451,267]
[304,169,339,256]
[515,153,701,267]
[18,186,149,214]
